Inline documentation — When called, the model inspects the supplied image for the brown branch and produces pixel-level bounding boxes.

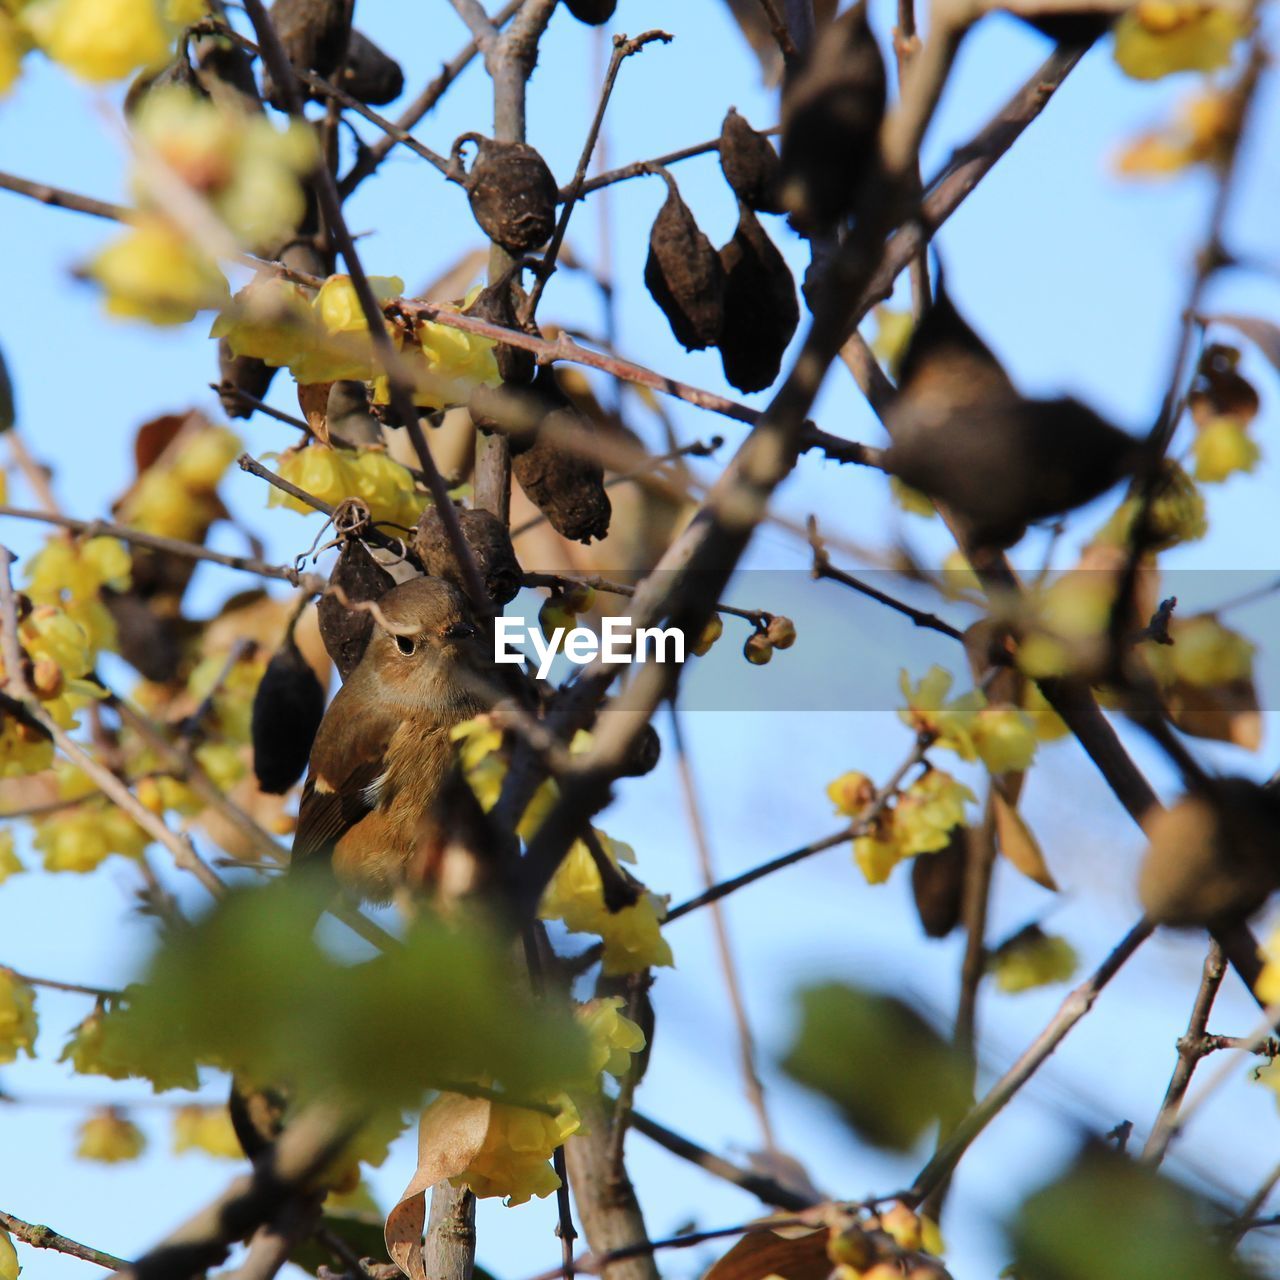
[574,128,779,199]
[241,0,490,616]
[1141,941,1226,1167]
[0,966,120,1001]
[522,30,673,322]
[338,0,524,198]
[0,504,323,590]
[628,1111,816,1212]
[910,919,1154,1202]
[670,707,776,1152]
[0,169,127,221]
[0,1208,129,1272]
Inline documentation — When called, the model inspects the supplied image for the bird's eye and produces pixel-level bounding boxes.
[394,633,416,656]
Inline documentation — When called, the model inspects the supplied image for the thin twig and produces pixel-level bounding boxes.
[669,706,776,1153]
[1141,941,1226,1167]
[0,967,120,1001]
[909,919,1154,1203]
[0,1208,129,1272]
[522,30,672,322]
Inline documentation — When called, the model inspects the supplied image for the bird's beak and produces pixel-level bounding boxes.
[444,621,480,641]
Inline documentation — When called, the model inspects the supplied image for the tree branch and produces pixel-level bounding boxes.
[0,1208,128,1273]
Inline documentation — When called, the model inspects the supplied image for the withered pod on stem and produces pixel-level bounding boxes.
[340,30,404,106]
[716,203,800,394]
[465,279,536,385]
[779,0,886,234]
[261,0,352,108]
[718,108,784,215]
[644,168,724,352]
[564,0,617,24]
[414,505,523,607]
[217,339,277,420]
[460,134,559,255]
[251,630,326,794]
[317,537,396,681]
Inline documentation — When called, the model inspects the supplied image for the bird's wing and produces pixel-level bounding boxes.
[291,698,395,867]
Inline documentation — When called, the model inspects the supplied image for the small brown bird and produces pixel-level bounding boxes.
[291,575,496,903]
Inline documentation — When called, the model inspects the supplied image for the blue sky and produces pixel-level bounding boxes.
[3,1,1280,1277]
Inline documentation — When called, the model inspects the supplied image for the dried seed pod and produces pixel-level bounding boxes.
[765,615,796,649]
[261,0,352,108]
[125,51,203,115]
[644,169,724,352]
[251,633,326,794]
[911,830,966,938]
[1138,780,1280,927]
[462,136,558,255]
[218,338,277,420]
[716,203,799,393]
[883,283,1140,550]
[102,589,185,683]
[194,33,263,115]
[339,29,404,106]
[414,505,523,606]
[564,0,617,23]
[465,281,536,385]
[780,0,886,233]
[719,108,784,214]
[317,539,397,680]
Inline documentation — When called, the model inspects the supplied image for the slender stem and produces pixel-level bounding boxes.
[576,129,778,199]
[669,706,775,1153]
[909,919,1154,1203]
[0,169,127,221]
[628,1111,814,1212]
[522,30,672,322]
[0,1208,128,1273]
[1141,941,1226,1167]
[0,967,120,1001]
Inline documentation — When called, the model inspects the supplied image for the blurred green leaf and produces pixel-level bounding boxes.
[121,878,589,1107]
[1010,1144,1252,1280]
[780,981,969,1151]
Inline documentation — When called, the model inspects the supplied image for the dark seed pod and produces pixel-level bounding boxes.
[193,33,263,115]
[719,108,784,215]
[218,338,277,420]
[414,506,523,606]
[911,831,966,938]
[564,0,617,24]
[102,589,185,683]
[780,0,886,233]
[462,136,558,255]
[251,633,326,794]
[883,281,1140,550]
[125,51,204,116]
[261,0,352,109]
[340,30,404,106]
[644,170,724,351]
[716,203,799,393]
[618,721,661,778]
[465,281,536,385]
[317,539,396,681]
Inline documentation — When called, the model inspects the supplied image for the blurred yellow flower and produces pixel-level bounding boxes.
[989,929,1078,994]
[172,1104,243,1158]
[0,969,37,1063]
[23,0,169,82]
[898,666,983,758]
[77,1108,147,1162]
[577,996,646,1082]
[894,770,973,856]
[827,770,875,818]
[972,704,1038,774]
[1113,0,1248,80]
[0,831,24,884]
[1193,416,1259,483]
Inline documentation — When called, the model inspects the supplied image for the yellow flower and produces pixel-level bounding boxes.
[1094,460,1206,551]
[119,468,221,541]
[870,307,914,378]
[894,770,973,856]
[24,0,169,81]
[89,217,229,326]
[1022,683,1070,742]
[186,652,264,744]
[989,928,1078,994]
[889,476,936,519]
[315,274,404,334]
[34,802,149,873]
[0,718,54,778]
[1193,416,1259,482]
[972,704,1038,774]
[0,970,37,1063]
[211,276,320,367]
[827,770,875,818]
[271,445,356,514]
[77,1108,147,1162]
[27,535,132,605]
[898,666,984,758]
[0,1226,17,1280]
[1165,615,1253,687]
[1115,89,1242,177]
[1113,1,1248,80]
[0,832,23,884]
[372,307,501,411]
[170,426,242,492]
[853,820,901,885]
[576,997,646,1082]
[0,10,29,96]
[346,448,427,530]
[439,1094,581,1205]
[1255,929,1280,1006]
[172,1105,242,1158]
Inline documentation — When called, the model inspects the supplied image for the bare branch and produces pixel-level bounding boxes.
[0,1208,129,1273]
